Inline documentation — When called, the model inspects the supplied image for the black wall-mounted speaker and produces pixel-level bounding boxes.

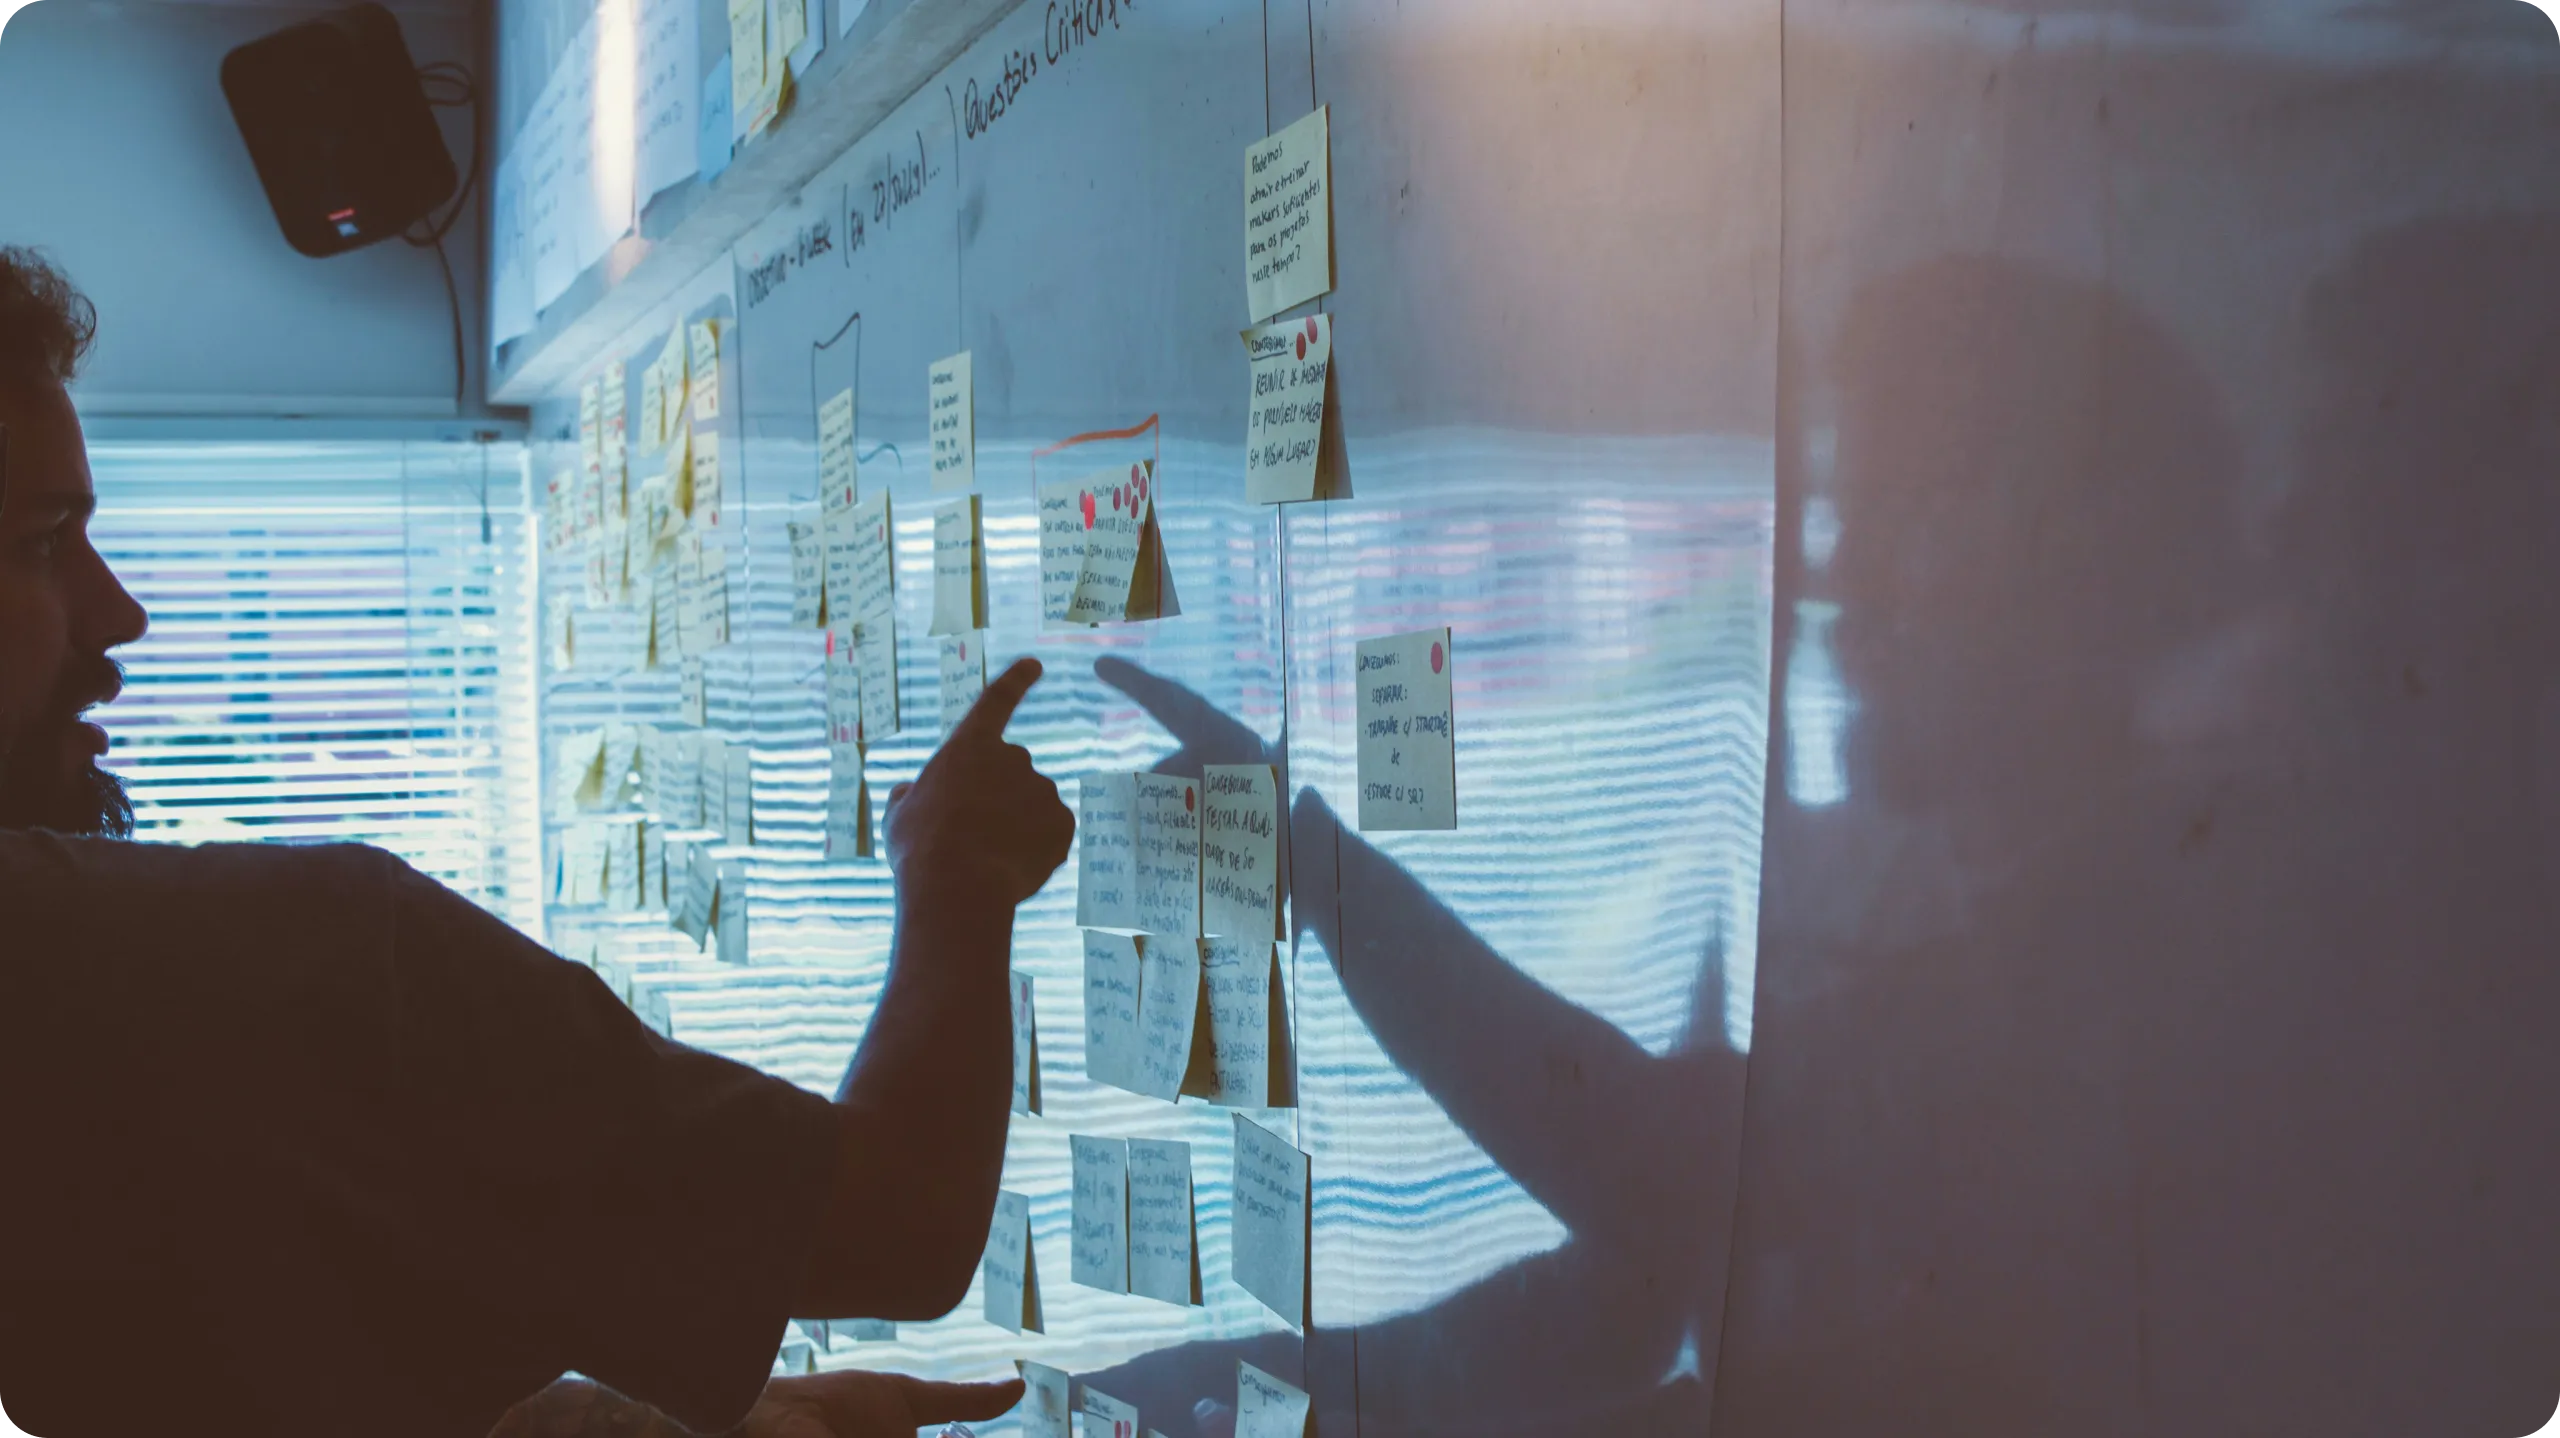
[220,4,456,258]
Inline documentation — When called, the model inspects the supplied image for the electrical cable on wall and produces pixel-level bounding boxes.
[406,59,479,416]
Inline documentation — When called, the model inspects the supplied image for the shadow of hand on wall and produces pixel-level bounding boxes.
[1074,657,1744,1438]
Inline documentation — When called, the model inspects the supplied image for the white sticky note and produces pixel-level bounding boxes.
[1127,1137,1200,1307]
[640,362,666,454]
[1082,1386,1140,1438]
[675,841,717,949]
[602,821,640,911]
[1202,764,1282,939]
[1037,464,1160,626]
[1070,1134,1129,1294]
[1011,968,1042,1115]
[854,610,899,744]
[1083,929,1145,1093]
[824,741,870,860]
[1135,937,1201,1102]
[982,1190,1042,1333]
[1354,627,1456,831]
[689,428,725,532]
[1241,315,1336,504]
[824,621,862,747]
[1231,1114,1310,1327]
[788,519,823,628]
[938,631,987,735]
[1244,105,1332,322]
[930,496,985,636]
[1235,1362,1312,1438]
[697,735,731,837]
[679,655,707,726]
[723,738,754,843]
[929,350,975,492]
[1077,774,1141,930]
[600,724,642,808]
[847,488,896,626]
[1186,938,1295,1109]
[818,387,858,516]
[1016,1360,1070,1438]
[689,319,720,421]
[713,859,747,961]
[1132,773,1202,939]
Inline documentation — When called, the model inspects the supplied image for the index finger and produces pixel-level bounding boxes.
[896,1375,1027,1423]
[951,657,1043,743]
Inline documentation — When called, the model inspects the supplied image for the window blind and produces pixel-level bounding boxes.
[86,440,547,935]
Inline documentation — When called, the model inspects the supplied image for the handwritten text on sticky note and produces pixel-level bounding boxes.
[1354,627,1456,831]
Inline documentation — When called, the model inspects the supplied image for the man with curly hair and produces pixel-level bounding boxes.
[0,246,1070,1438]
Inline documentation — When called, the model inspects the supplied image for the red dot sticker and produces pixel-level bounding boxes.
[1184,786,1195,813]
[1305,317,1320,342]
[825,629,835,657]
[1295,333,1307,361]
[1430,641,1445,674]
[1112,487,1123,513]
[1130,464,1142,484]
[1080,492,1096,529]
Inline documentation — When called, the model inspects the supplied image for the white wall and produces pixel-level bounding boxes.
[0,0,497,418]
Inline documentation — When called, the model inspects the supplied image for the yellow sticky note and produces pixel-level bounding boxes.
[1231,1114,1310,1327]
[1126,1138,1200,1306]
[773,0,807,65]
[689,319,720,421]
[1241,313,1338,503]
[928,351,974,491]
[1069,1134,1129,1294]
[1244,105,1332,322]
[983,1193,1043,1334]
[657,324,688,434]
[727,0,766,121]
[929,495,984,636]
[1354,627,1455,831]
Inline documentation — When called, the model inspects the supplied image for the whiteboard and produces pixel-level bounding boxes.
[531,0,1776,1433]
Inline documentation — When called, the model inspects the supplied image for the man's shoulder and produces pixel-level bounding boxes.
[0,829,406,886]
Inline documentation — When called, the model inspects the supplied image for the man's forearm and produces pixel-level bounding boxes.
[799,870,1016,1317]
[489,1380,701,1438]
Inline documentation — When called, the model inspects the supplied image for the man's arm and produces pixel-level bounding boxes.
[491,1373,1026,1438]
[795,659,1074,1320]
[491,1379,690,1438]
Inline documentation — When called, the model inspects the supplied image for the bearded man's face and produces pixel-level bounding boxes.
[0,376,147,838]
